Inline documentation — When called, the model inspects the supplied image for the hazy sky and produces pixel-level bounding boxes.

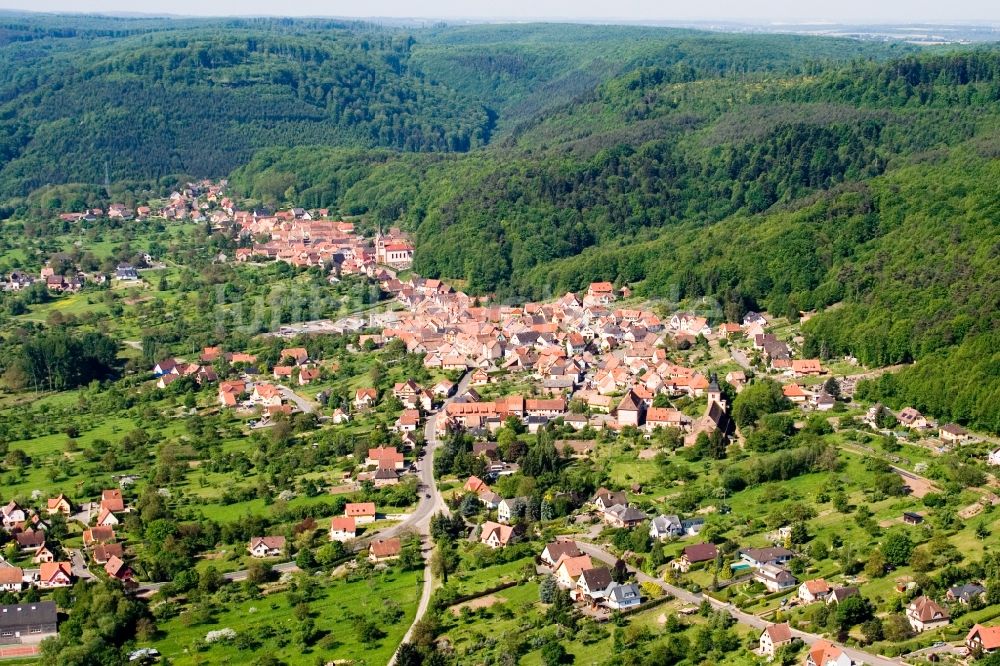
[1,0,998,23]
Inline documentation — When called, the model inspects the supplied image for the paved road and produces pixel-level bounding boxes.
[730,348,751,370]
[388,371,469,666]
[576,540,900,666]
[69,549,96,581]
[276,384,317,414]
[137,373,470,608]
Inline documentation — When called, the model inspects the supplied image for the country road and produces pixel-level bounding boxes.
[575,540,901,666]
[388,371,469,666]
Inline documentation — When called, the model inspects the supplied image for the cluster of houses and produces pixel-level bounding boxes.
[152,345,328,419]
[233,210,413,273]
[2,258,150,294]
[540,539,642,611]
[0,489,134,592]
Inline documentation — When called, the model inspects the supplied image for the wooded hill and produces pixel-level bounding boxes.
[1,16,998,431]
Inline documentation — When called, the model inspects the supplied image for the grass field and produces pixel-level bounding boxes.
[152,567,422,666]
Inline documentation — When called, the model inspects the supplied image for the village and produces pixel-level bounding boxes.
[1,186,997,666]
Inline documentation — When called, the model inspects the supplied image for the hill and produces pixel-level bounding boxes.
[229,47,1000,433]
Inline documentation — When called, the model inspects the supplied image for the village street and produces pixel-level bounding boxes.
[388,371,469,665]
[575,541,902,666]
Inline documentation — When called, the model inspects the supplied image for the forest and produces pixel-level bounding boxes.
[1,16,999,431]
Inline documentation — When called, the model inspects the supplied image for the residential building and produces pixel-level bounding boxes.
[759,623,793,659]
[369,538,401,562]
[248,536,286,558]
[329,517,357,542]
[0,601,58,644]
[906,596,950,632]
[967,623,1000,655]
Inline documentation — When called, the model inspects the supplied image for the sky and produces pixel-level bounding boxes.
[0,0,998,23]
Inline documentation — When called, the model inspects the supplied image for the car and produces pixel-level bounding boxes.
[425,493,431,498]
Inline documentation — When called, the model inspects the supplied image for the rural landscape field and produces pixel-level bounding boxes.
[0,8,998,666]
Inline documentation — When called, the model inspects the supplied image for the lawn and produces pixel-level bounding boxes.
[152,567,423,666]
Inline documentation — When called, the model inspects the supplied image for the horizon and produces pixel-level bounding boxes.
[1,3,999,25]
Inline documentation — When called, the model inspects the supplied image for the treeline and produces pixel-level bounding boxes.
[5,328,119,391]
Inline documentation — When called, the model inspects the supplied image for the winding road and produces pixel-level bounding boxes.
[388,371,468,665]
[575,540,900,666]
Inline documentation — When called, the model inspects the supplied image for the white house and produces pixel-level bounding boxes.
[606,583,642,610]
[759,623,793,659]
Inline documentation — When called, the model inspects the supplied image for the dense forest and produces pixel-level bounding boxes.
[1,16,999,431]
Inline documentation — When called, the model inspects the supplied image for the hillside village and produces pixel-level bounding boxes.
[0,185,998,666]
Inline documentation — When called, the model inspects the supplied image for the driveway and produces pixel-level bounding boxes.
[276,384,316,414]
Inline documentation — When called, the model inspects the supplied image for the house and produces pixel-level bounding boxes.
[218,380,246,407]
[45,494,71,517]
[586,282,616,305]
[497,497,527,524]
[990,448,1000,467]
[674,543,718,572]
[575,566,614,604]
[298,368,320,385]
[345,502,377,524]
[967,623,1000,655]
[759,623,793,659]
[103,556,132,583]
[354,388,377,409]
[32,545,56,564]
[100,489,125,513]
[115,264,139,281]
[906,596,950,632]
[783,384,809,404]
[740,546,794,569]
[329,517,357,542]
[754,565,797,593]
[331,408,351,424]
[279,347,309,366]
[806,640,851,666]
[251,383,283,408]
[650,514,684,540]
[592,489,627,511]
[82,526,116,546]
[616,391,645,427]
[92,543,124,565]
[97,508,119,527]
[480,521,517,549]
[248,536,286,558]
[798,579,832,603]
[540,540,582,567]
[1,501,26,529]
[940,423,970,444]
[606,583,642,610]
[902,511,923,525]
[602,504,646,528]
[0,601,58,645]
[368,538,401,562]
[555,554,594,587]
[948,582,986,605]
[0,567,24,592]
[367,446,405,470]
[394,409,421,433]
[826,587,860,605]
[790,359,824,377]
[897,407,928,429]
[37,562,73,588]
[14,530,45,551]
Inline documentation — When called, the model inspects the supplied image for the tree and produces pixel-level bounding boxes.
[881,530,914,568]
[541,640,568,666]
[836,595,875,628]
[539,575,557,603]
[823,377,841,399]
[731,379,789,428]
